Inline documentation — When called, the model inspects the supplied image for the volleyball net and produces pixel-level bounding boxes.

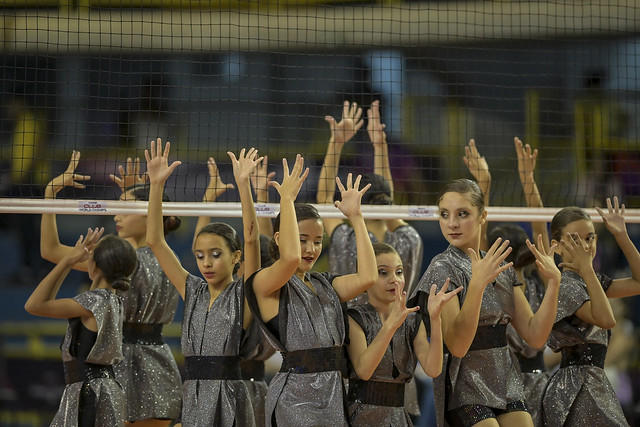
[1,0,640,222]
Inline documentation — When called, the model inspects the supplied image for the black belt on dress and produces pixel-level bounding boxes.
[63,359,115,385]
[516,352,546,373]
[280,346,346,374]
[122,322,164,345]
[468,323,508,351]
[240,359,266,381]
[560,343,607,369]
[184,355,242,380]
[348,378,405,407]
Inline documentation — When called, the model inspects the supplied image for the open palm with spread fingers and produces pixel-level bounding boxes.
[596,196,626,237]
[467,237,513,289]
[270,154,309,201]
[325,100,364,144]
[427,279,463,319]
[110,157,148,192]
[526,234,560,284]
[46,150,90,197]
[334,173,371,219]
[386,282,420,330]
[202,156,235,202]
[145,138,182,186]
[228,147,263,184]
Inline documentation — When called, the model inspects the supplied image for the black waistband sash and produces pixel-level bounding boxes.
[184,356,242,380]
[516,352,546,373]
[122,322,164,345]
[280,346,346,374]
[240,359,266,381]
[64,360,115,385]
[348,378,405,407]
[560,343,607,369]
[468,323,508,352]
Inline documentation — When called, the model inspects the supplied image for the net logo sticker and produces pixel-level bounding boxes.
[408,206,437,218]
[255,203,277,217]
[78,201,108,212]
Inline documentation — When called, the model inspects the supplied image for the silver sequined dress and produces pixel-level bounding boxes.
[542,270,629,426]
[245,271,348,427]
[181,273,258,427]
[243,336,276,427]
[114,246,182,422]
[51,289,125,427]
[329,224,423,295]
[347,303,421,426]
[410,245,525,427]
[506,270,548,427]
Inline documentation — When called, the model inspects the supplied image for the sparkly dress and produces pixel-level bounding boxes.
[410,245,525,427]
[245,271,348,427]
[181,273,258,427]
[329,224,423,295]
[347,303,422,426]
[242,336,276,427]
[542,270,629,426]
[506,270,548,427]
[51,289,125,426]
[114,246,182,422]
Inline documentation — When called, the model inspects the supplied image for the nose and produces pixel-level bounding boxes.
[114,215,120,222]
[302,241,314,254]
[447,216,458,229]
[202,256,212,267]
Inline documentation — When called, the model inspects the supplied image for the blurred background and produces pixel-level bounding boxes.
[1,0,640,425]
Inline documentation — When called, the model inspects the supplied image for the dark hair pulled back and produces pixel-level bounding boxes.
[196,222,242,274]
[124,183,181,235]
[550,206,592,242]
[92,235,137,292]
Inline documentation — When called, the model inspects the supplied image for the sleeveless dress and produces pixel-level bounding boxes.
[410,245,525,427]
[180,273,260,427]
[114,246,182,421]
[51,289,125,426]
[505,269,548,427]
[542,270,629,426]
[347,303,422,426]
[245,271,349,427]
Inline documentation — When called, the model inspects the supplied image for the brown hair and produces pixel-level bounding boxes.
[550,206,592,242]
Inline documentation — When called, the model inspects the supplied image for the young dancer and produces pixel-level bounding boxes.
[245,169,377,426]
[542,196,639,426]
[346,242,461,426]
[145,139,264,426]
[318,100,423,295]
[26,228,137,427]
[40,151,183,426]
[410,178,561,427]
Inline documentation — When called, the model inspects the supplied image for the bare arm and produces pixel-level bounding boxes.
[41,150,92,271]
[331,174,378,301]
[441,239,513,357]
[145,138,189,299]
[251,155,276,237]
[464,139,491,251]
[193,156,235,248]
[347,282,419,380]
[317,101,364,238]
[515,137,550,252]
[597,197,640,298]
[26,228,103,319]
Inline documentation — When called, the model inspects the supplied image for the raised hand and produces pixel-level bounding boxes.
[596,196,627,237]
[558,232,596,274]
[45,150,90,198]
[325,100,364,145]
[228,147,263,186]
[250,155,276,202]
[367,100,387,148]
[270,154,309,202]
[67,227,105,265]
[145,138,181,185]
[202,156,235,202]
[514,137,538,185]
[385,282,420,330]
[427,279,463,319]
[109,157,148,192]
[463,139,490,187]
[526,234,560,284]
[467,237,513,289]
[334,173,371,219]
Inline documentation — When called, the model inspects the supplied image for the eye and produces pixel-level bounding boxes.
[195,253,204,260]
[314,240,322,246]
[395,268,404,276]
[378,268,388,276]
[440,211,449,219]
[212,251,222,259]
[458,211,469,218]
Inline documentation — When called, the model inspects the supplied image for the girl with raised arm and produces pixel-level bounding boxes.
[245,167,377,426]
[410,179,561,427]
[146,139,263,426]
[40,150,183,426]
[346,242,461,426]
[542,196,640,426]
[26,228,137,427]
